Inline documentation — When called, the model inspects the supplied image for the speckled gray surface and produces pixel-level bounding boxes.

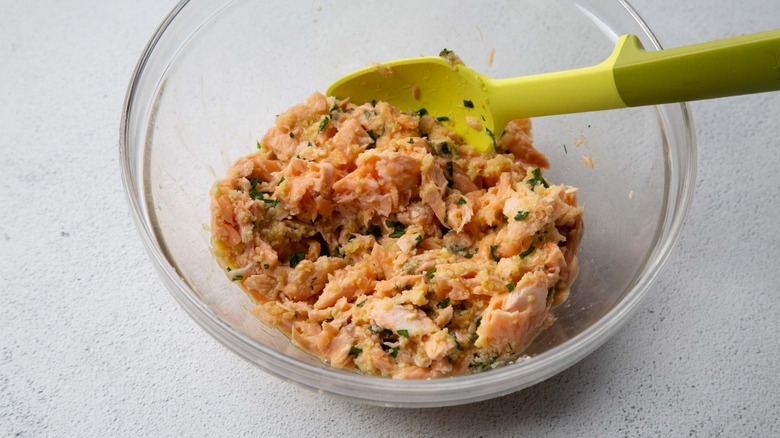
[2,0,779,436]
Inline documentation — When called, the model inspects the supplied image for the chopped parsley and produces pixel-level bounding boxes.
[475,316,482,329]
[356,299,367,308]
[414,234,424,248]
[548,288,556,299]
[450,332,461,349]
[563,144,568,154]
[364,110,371,120]
[248,178,279,206]
[288,251,306,268]
[389,346,400,358]
[256,141,262,150]
[519,245,536,259]
[288,132,295,138]
[349,346,363,356]
[507,283,515,292]
[436,116,450,122]
[485,127,497,149]
[404,284,413,290]
[458,197,467,205]
[463,99,474,108]
[408,138,415,144]
[424,269,436,280]
[436,297,451,309]
[464,252,473,259]
[367,129,377,141]
[231,275,243,282]
[263,263,270,269]
[307,141,313,148]
[514,210,529,221]
[386,220,406,238]
[330,103,340,113]
[439,48,453,56]
[318,116,330,132]
[415,108,428,117]
[440,142,451,155]
[526,168,549,190]
[468,353,496,370]
[489,245,500,262]
[446,161,453,177]
[277,176,285,186]
[397,329,410,338]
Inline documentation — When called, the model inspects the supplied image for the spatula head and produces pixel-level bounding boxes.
[327,57,497,152]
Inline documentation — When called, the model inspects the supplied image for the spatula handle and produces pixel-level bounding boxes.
[614,29,780,106]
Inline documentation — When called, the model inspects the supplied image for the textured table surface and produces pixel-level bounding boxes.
[2,1,779,436]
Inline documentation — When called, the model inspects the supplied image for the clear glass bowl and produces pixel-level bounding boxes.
[120,0,695,407]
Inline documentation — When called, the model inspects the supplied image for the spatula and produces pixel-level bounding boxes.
[327,29,780,152]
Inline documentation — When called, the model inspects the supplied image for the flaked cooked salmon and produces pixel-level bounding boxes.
[210,92,584,378]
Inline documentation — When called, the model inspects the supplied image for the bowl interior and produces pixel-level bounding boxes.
[123,0,693,406]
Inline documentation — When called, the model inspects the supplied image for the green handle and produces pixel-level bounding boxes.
[614,29,780,106]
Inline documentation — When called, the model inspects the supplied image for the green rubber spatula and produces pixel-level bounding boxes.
[327,29,780,152]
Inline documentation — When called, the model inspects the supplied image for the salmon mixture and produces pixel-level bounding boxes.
[210,92,583,378]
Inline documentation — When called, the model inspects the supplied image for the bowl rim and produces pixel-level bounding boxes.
[119,0,697,407]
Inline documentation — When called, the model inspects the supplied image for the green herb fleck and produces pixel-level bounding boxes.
[370,99,377,107]
[256,141,262,150]
[307,141,313,148]
[408,138,415,144]
[464,252,473,259]
[288,132,295,138]
[389,346,400,358]
[436,116,450,122]
[349,346,363,356]
[415,108,428,117]
[514,210,529,221]
[468,353,496,370]
[548,288,556,299]
[404,284,412,290]
[519,245,536,259]
[397,329,410,338]
[439,48,453,56]
[424,269,436,280]
[449,333,461,350]
[463,99,474,108]
[526,168,549,190]
[289,252,306,268]
[485,127,497,149]
[330,103,340,113]
[318,116,330,132]
[440,142,451,155]
[563,144,568,154]
[364,110,371,120]
[366,129,377,141]
[277,176,286,186]
[507,283,515,292]
[489,245,500,262]
[458,197,467,205]
[436,298,450,309]
[386,220,406,238]
[414,234,424,248]
[356,299,368,308]
[263,263,270,269]
[231,275,243,282]
[446,161,453,177]
[475,316,482,329]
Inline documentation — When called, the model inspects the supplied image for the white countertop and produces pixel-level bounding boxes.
[2,1,779,436]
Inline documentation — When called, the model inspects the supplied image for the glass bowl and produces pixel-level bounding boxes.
[120,0,695,407]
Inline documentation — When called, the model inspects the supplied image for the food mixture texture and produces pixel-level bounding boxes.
[210,92,583,378]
